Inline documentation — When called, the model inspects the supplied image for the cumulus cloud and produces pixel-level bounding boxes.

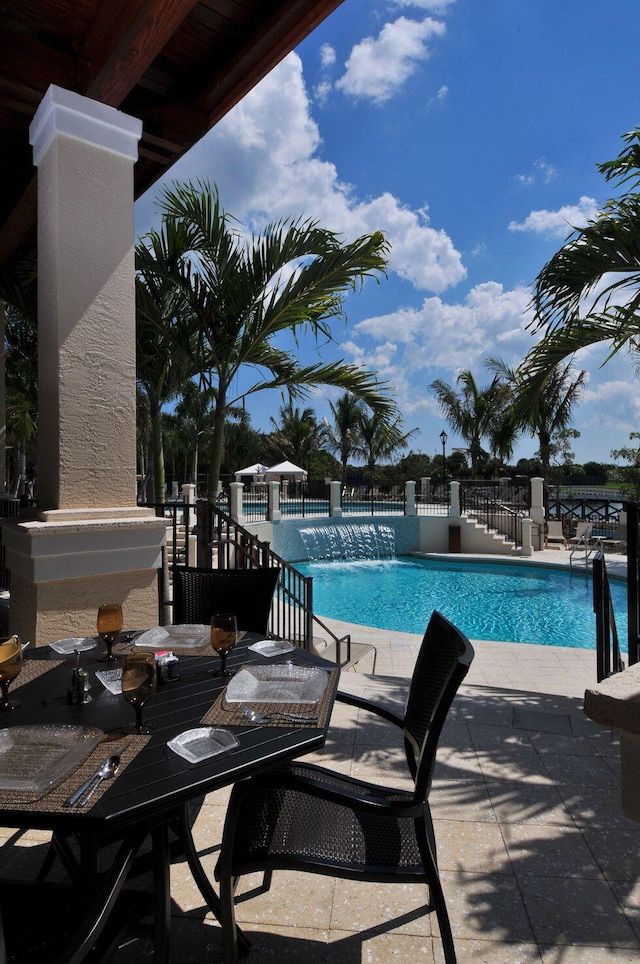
[508,196,600,237]
[320,43,336,67]
[336,17,447,104]
[391,0,456,10]
[343,282,533,411]
[138,54,465,294]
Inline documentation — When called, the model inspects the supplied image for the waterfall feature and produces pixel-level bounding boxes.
[299,523,396,561]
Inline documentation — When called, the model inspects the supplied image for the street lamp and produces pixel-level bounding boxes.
[440,430,447,490]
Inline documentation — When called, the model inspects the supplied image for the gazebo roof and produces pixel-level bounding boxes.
[0,0,345,266]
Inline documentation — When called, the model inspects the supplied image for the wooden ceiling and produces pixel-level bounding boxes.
[0,0,345,266]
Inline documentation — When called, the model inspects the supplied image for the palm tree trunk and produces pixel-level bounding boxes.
[207,396,227,501]
[150,400,165,504]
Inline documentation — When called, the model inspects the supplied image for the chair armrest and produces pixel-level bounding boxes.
[337,690,405,729]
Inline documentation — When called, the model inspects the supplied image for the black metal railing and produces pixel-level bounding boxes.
[341,484,406,516]
[626,502,640,667]
[593,549,624,682]
[459,481,530,548]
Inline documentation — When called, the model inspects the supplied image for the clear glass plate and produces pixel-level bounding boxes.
[50,637,97,655]
[95,667,123,695]
[0,725,104,792]
[225,664,328,704]
[248,639,295,658]
[135,625,210,650]
[167,727,239,764]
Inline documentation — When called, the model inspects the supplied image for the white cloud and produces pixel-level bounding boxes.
[320,43,336,67]
[509,196,600,237]
[513,158,557,186]
[138,54,465,294]
[344,282,533,411]
[336,17,447,104]
[391,0,456,10]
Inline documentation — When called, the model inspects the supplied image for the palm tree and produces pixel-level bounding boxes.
[430,370,507,478]
[324,392,366,486]
[488,357,586,481]
[268,403,324,471]
[135,223,194,503]
[522,127,640,393]
[147,180,397,498]
[355,412,417,486]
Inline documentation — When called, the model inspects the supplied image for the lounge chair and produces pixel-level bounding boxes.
[215,610,475,964]
[601,513,627,553]
[546,520,567,548]
[568,521,593,547]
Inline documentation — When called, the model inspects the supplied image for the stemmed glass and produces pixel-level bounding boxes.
[210,613,238,678]
[121,652,157,734]
[0,635,24,711]
[97,603,123,662]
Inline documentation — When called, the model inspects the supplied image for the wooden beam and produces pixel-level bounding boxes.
[81,0,200,105]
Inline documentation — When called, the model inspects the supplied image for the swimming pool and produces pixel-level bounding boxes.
[295,556,628,649]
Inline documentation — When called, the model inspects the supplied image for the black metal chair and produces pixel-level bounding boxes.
[215,610,474,963]
[172,566,280,634]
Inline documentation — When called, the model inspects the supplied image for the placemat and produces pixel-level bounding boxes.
[0,734,149,811]
[201,668,338,729]
[112,629,247,658]
[13,658,64,690]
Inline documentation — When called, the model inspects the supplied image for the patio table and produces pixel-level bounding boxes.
[0,630,339,962]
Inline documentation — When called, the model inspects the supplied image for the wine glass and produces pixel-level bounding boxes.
[210,613,238,678]
[97,603,123,662]
[121,652,157,734]
[0,635,24,711]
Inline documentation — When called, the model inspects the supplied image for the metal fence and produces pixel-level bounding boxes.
[459,480,530,548]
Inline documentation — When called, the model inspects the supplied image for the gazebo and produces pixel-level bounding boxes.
[234,463,269,483]
[263,461,308,482]
[0,0,345,644]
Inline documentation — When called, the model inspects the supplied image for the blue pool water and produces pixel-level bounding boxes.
[296,556,628,649]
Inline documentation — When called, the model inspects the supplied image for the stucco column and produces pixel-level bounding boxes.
[529,477,546,551]
[267,482,281,522]
[405,480,416,516]
[449,481,461,518]
[3,86,166,645]
[329,481,342,518]
[230,482,245,524]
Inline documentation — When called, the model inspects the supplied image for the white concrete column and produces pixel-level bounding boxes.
[449,481,461,518]
[520,517,533,556]
[267,482,281,522]
[529,476,546,551]
[405,480,416,516]
[4,86,166,646]
[230,482,245,524]
[329,481,342,517]
[30,85,142,509]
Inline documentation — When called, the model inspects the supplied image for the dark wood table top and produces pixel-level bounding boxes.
[0,632,339,837]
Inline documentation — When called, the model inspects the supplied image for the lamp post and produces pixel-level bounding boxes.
[440,430,447,491]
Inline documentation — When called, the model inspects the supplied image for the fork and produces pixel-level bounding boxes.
[239,703,318,725]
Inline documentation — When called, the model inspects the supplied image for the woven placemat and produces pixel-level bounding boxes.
[112,629,247,659]
[201,668,337,729]
[0,734,149,811]
[13,659,64,690]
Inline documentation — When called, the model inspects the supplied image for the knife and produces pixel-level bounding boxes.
[63,741,129,807]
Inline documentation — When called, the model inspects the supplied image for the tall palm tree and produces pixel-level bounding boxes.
[430,370,506,478]
[488,357,586,480]
[522,127,640,393]
[324,392,366,486]
[268,403,324,471]
[147,180,397,498]
[355,412,417,486]
[136,223,193,503]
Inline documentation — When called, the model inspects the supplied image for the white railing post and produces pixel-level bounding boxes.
[530,477,545,549]
[230,482,245,525]
[329,481,343,517]
[268,481,281,522]
[450,481,461,518]
[521,517,533,556]
[405,480,416,516]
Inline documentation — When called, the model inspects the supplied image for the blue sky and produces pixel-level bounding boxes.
[135,0,640,468]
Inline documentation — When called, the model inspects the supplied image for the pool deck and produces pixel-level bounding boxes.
[2,548,639,961]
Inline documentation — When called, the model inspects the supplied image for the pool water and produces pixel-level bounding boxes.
[296,556,628,650]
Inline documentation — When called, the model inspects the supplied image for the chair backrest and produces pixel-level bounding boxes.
[403,610,474,800]
[547,521,565,540]
[173,566,280,634]
[576,521,592,538]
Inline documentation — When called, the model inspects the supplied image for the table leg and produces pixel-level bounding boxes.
[174,804,251,956]
[151,822,171,963]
